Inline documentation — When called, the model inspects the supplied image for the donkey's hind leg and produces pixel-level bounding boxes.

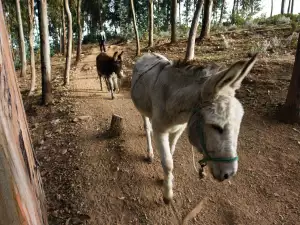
[142,116,154,163]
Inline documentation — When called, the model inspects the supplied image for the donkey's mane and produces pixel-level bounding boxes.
[171,59,223,79]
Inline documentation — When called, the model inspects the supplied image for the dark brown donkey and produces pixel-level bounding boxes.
[96,51,124,99]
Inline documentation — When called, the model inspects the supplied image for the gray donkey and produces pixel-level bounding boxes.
[131,53,257,204]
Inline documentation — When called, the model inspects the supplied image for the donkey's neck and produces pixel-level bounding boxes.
[165,67,212,118]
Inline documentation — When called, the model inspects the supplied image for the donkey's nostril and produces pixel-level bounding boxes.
[224,173,229,179]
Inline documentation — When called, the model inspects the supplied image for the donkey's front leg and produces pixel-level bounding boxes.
[107,77,115,99]
[142,116,154,162]
[153,132,174,204]
[169,126,186,155]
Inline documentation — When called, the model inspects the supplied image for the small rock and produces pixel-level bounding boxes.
[73,118,79,122]
[274,193,280,197]
[51,119,60,125]
[62,149,68,155]
[78,115,91,121]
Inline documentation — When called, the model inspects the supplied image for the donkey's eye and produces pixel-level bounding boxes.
[211,124,223,134]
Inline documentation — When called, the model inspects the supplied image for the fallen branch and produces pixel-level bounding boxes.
[182,197,208,225]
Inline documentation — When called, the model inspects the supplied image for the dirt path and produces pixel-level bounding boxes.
[48,45,300,225]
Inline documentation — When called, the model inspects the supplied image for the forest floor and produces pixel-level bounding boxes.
[19,26,300,225]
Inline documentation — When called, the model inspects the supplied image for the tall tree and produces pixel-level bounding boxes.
[16,0,26,77]
[219,0,225,24]
[281,0,286,14]
[287,0,291,13]
[148,0,153,47]
[280,33,300,123]
[270,0,273,17]
[198,0,213,41]
[76,0,82,63]
[185,0,204,61]
[28,0,36,96]
[64,0,72,85]
[291,0,294,14]
[171,0,177,43]
[130,0,140,56]
[61,3,66,55]
[37,0,52,105]
[231,0,236,23]
[178,0,181,24]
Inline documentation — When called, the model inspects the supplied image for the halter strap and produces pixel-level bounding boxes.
[192,109,239,165]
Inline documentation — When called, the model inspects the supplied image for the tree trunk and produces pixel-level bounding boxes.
[76,0,82,63]
[61,4,66,55]
[236,0,239,14]
[38,0,52,105]
[281,0,286,14]
[219,0,225,24]
[28,0,36,96]
[170,0,177,43]
[198,0,213,41]
[291,0,294,14]
[64,0,72,86]
[185,0,203,61]
[148,0,154,47]
[130,0,140,56]
[287,0,291,13]
[0,1,48,223]
[280,33,300,123]
[16,0,26,77]
[231,0,236,23]
[270,0,273,17]
[178,0,181,24]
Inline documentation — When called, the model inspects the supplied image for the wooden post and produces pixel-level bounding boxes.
[0,1,48,224]
[109,114,124,137]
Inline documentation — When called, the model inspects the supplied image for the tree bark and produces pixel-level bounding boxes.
[185,0,203,61]
[198,0,213,41]
[148,0,154,47]
[38,0,52,105]
[61,3,66,55]
[280,33,300,123]
[178,0,181,24]
[0,1,48,223]
[170,0,177,43]
[76,0,82,63]
[287,0,291,13]
[219,0,225,24]
[28,0,36,96]
[291,0,294,14]
[130,0,140,56]
[64,0,72,86]
[16,0,26,77]
[270,0,273,17]
[281,0,286,14]
[231,0,236,23]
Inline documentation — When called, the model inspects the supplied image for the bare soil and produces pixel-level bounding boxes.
[19,28,300,225]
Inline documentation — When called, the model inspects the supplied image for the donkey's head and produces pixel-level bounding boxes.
[112,51,125,79]
[188,55,257,182]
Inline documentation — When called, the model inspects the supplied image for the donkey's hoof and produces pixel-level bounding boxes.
[144,156,153,164]
[163,197,172,205]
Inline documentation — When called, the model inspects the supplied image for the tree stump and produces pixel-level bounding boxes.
[109,114,124,137]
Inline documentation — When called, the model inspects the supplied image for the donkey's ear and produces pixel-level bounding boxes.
[113,51,118,61]
[202,54,258,99]
[229,53,258,90]
[118,51,124,61]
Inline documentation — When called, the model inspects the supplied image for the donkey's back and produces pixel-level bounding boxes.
[131,53,172,118]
